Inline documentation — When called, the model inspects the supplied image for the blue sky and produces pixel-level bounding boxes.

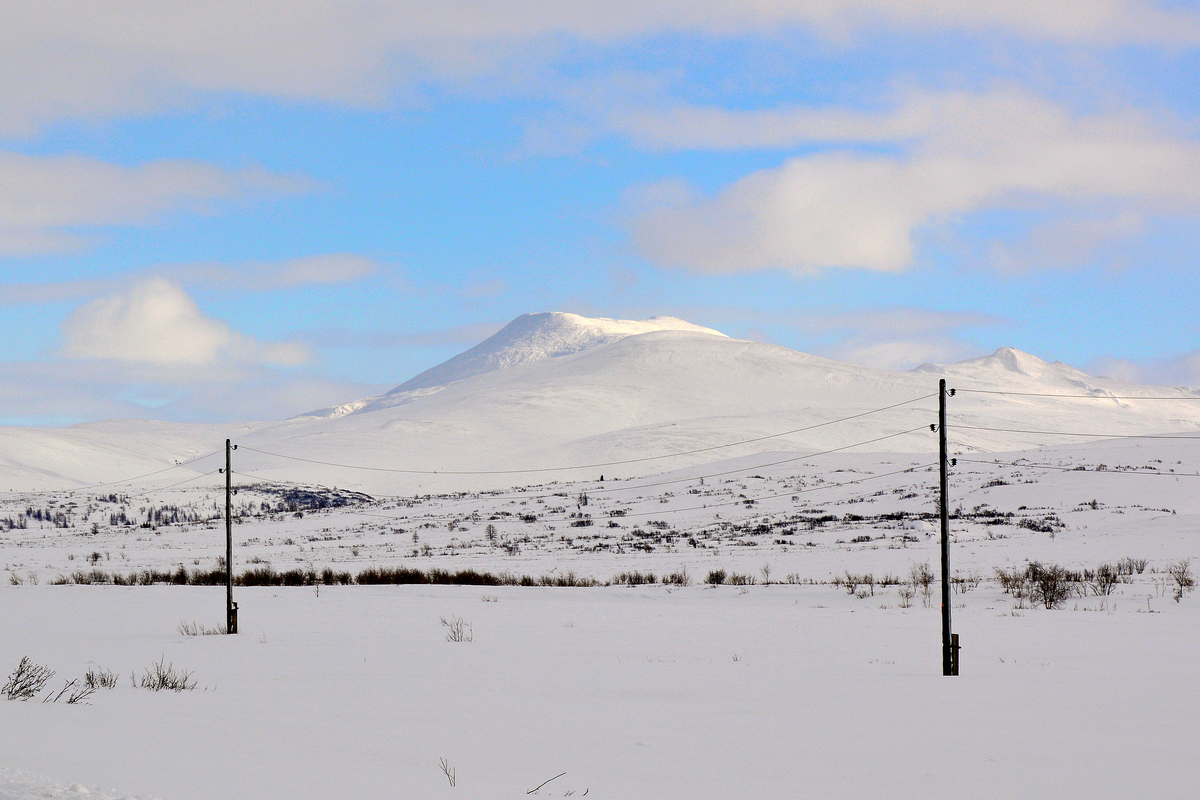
[1,1,1199,424]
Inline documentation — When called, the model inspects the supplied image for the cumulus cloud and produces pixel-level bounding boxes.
[1,1,1198,134]
[0,152,310,255]
[626,87,1200,273]
[59,279,309,368]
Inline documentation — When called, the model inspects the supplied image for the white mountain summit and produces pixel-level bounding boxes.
[299,312,727,419]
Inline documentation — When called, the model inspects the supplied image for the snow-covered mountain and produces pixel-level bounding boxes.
[2,313,1199,494]
[299,312,726,419]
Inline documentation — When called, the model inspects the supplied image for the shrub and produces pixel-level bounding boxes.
[1028,562,1073,609]
[441,615,473,643]
[612,571,657,586]
[44,679,96,704]
[663,566,691,586]
[139,657,197,691]
[84,666,118,690]
[3,657,55,701]
[706,569,727,585]
[1167,559,1195,602]
[1117,557,1148,576]
[1089,563,1120,596]
[177,620,226,636]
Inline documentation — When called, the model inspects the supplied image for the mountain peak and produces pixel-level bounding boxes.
[913,347,1089,381]
[387,312,726,395]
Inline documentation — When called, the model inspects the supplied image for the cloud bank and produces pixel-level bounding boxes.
[0,152,310,255]
[2,1,1198,135]
[626,88,1200,273]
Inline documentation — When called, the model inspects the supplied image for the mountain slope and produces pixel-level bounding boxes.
[2,317,1199,494]
[299,312,726,419]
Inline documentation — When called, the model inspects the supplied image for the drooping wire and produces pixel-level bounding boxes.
[346,427,935,527]
[955,389,1200,400]
[122,470,224,500]
[1,448,224,498]
[948,423,1200,441]
[233,393,936,476]
[230,425,931,518]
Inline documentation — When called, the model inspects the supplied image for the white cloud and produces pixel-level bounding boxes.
[59,279,309,368]
[2,2,1198,134]
[0,152,310,255]
[789,308,999,369]
[0,255,379,307]
[1089,351,1200,388]
[626,87,1200,272]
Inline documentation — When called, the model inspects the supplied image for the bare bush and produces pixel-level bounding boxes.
[1028,563,1073,609]
[177,620,226,636]
[908,561,935,606]
[1167,559,1195,602]
[705,569,727,585]
[663,566,691,586]
[1089,563,1120,596]
[439,757,456,787]
[441,615,473,643]
[1117,557,1148,576]
[44,679,96,705]
[843,571,874,596]
[139,657,197,691]
[3,657,54,701]
[994,564,1030,598]
[897,584,915,609]
[84,666,118,690]
[612,571,656,586]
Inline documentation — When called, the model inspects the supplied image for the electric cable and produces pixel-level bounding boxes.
[955,388,1200,400]
[234,393,936,476]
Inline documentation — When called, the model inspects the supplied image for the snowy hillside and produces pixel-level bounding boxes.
[299,312,726,419]
[0,313,1198,495]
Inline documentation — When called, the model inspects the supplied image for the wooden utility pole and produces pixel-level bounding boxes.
[939,380,957,675]
[225,439,238,634]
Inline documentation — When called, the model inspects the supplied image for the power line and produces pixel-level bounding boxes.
[234,393,936,477]
[2,449,224,498]
[123,470,223,499]
[350,446,937,527]
[235,425,930,516]
[949,423,1200,441]
[955,388,1200,400]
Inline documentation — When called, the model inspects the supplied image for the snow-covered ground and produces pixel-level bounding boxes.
[3,314,1199,797]
[3,436,1200,799]
[3,576,1199,799]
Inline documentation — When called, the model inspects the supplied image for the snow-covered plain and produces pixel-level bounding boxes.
[3,314,1200,798]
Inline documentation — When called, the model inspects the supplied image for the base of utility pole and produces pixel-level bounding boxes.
[227,601,238,635]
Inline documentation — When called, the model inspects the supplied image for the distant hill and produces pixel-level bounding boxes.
[1,313,1198,494]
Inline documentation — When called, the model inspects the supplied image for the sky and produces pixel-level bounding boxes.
[2,1,1199,425]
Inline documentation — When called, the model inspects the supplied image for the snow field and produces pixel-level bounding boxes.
[2,581,1199,799]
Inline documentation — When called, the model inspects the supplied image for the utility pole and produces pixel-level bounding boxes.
[938,379,957,675]
[224,439,238,634]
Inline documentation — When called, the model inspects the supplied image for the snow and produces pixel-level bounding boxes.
[2,313,1200,797]
[3,575,1199,799]
[1,314,1199,496]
